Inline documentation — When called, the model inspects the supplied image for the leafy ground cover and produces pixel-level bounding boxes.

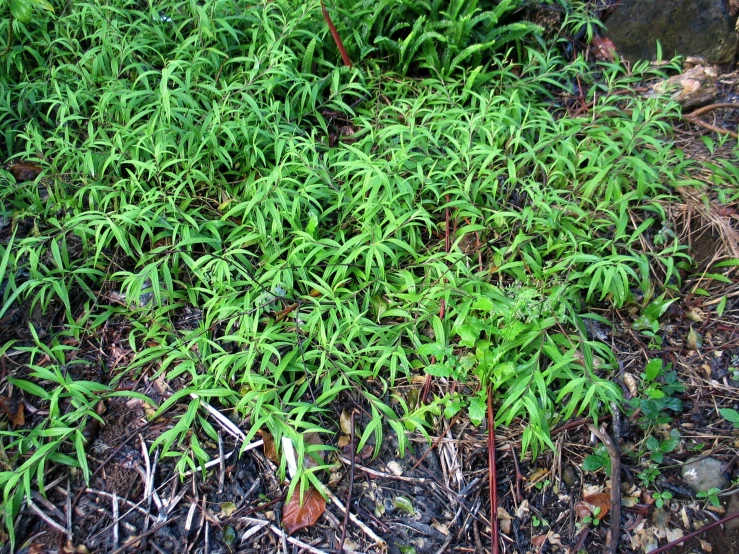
[1,0,739,552]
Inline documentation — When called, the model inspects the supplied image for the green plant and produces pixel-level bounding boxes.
[645,429,680,464]
[532,514,549,527]
[719,408,739,428]
[1,0,53,56]
[697,487,722,508]
[627,358,685,426]
[2,0,52,23]
[583,443,611,474]
[0,0,715,546]
[652,490,673,509]
[334,0,542,75]
[632,295,676,347]
[637,465,661,488]
[577,506,602,530]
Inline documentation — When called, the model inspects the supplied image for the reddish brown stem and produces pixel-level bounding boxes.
[338,410,357,554]
[320,1,352,67]
[487,386,499,554]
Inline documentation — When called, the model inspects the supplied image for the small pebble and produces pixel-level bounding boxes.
[562,465,578,488]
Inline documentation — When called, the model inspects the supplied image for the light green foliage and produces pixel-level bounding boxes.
[0,0,725,544]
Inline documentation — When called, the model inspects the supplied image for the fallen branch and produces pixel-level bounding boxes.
[587,423,621,554]
[685,103,739,119]
[487,385,499,554]
[683,114,739,139]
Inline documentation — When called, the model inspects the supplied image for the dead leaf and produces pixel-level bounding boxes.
[8,161,43,182]
[687,327,703,350]
[337,435,351,448]
[282,485,326,535]
[258,429,280,463]
[220,502,237,518]
[340,410,353,435]
[525,467,549,490]
[497,507,513,535]
[591,36,617,61]
[531,534,548,547]
[515,499,530,519]
[583,492,611,520]
[0,396,24,425]
[303,432,325,470]
[574,501,593,518]
[623,372,638,398]
[706,504,725,515]
[686,307,706,322]
[700,538,713,552]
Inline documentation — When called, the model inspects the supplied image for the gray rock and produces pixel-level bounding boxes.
[680,456,729,493]
[605,0,738,64]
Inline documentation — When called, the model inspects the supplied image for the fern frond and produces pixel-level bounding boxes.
[302,38,317,74]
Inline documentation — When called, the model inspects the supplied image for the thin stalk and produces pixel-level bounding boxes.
[487,385,499,554]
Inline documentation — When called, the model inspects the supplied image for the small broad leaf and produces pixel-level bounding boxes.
[659,429,680,453]
[10,0,33,23]
[582,454,605,472]
[645,435,660,452]
[719,408,739,424]
[282,485,326,535]
[425,363,452,378]
[644,359,662,382]
[468,395,486,425]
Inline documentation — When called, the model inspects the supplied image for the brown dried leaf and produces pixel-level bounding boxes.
[583,492,611,520]
[339,410,353,435]
[574,501,593,518]
[531,534,548,547]
[282,485,326,535]
[303,432,324,470]
[259,429,280,463]
[8,161,43,182]
[591,36,617,61]
[623,372,638,399]
[0,396,24,425]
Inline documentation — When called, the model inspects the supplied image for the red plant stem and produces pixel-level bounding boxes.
[320,1,352,67]
[650,509,739,554]
[487,385,499,554]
